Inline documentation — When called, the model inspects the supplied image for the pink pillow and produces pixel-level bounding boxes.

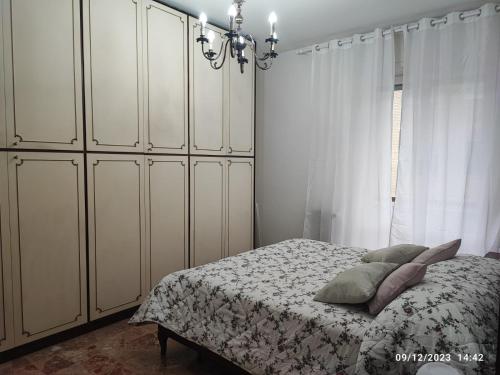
[368,263,427,315]
[412,239,461,265]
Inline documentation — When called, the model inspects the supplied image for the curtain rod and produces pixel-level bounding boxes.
[296,5,498,55]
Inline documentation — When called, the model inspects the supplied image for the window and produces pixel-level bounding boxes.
[391,88,402,199]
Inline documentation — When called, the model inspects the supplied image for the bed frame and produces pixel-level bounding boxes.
[157,325,250,374]
[158,252,500,375]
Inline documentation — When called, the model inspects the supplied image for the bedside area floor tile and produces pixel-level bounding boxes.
[0,319,235,375]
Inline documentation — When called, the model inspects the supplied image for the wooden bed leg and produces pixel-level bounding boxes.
[197,350,204,363]
[157,325,168,365]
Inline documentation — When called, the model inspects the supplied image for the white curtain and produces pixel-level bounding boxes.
[391,4,500,255]
[303,30,395,249]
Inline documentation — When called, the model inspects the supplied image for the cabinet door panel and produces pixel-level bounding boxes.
[189,18,227,155]
[8,153,87,345]
[228,48,254,156]
[190,157,225,266]
[226,159,254,256]
[88,154,146,320]
[3,0,83,150]
[146,156,188,288]
[0,153,14,352]
[84,0,143,152]
[144,2,187,154]
[0,3,6,148]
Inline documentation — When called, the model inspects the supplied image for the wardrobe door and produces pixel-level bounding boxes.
[143,1,188,154]
[0,153,14,352]
[83,0,144,152]
[8,152,87,345]
[227,48,255,156]
[226,158,254,256]
[88,154,146,320]
[190,157,225,267]
[0,5,6,148]
[189,18,228,155]
[2,0,83,150]
[145,156,188,288]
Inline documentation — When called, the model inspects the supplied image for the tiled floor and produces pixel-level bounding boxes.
[0,320,236,375]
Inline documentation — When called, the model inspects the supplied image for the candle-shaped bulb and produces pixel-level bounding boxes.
[199,12,207,36]
[268,12,277,24]
[228,4,237,17]
[207,30,215,50]
[268,12,277,35]
[228,5,237,31]
[199,12,207,26]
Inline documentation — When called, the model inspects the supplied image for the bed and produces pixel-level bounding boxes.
[130,239,500,375]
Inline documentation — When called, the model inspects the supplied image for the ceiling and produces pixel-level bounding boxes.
[159,0,491,52]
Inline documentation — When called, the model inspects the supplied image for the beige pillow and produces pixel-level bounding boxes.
[361,244,428,264]
[412,239,461,265]
[368,263,427,315]
[314,262,398,304]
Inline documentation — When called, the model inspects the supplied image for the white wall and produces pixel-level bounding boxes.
[255,50,312,246]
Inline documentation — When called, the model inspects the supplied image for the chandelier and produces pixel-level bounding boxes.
[196,0,279,74]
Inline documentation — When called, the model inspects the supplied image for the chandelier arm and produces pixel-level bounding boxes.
[201,42,213,61]
[258,53,271,61]
[210,39,231,70]
[255,61,271,70]
[246,38,272,62]
[213,38,230,60]
[254,55,273,70]
[201,37,229,62]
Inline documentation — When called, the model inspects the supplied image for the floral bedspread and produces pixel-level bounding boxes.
[130,239,500,375]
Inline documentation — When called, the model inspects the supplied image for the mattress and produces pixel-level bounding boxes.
[130,239,500,375]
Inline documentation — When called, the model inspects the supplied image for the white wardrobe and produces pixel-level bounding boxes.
[0,0,254,352]
[189,19,255,156]
[190,157,254,267]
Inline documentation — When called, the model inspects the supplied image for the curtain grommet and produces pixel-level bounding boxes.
[337,40,343,47]
[407,23,419,32]
[315,44,321,52]
[360,35,366,42]
[443,16,448,24]
[459,12,465,20]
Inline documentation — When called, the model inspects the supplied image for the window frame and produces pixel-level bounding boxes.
[391,84,403,202]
